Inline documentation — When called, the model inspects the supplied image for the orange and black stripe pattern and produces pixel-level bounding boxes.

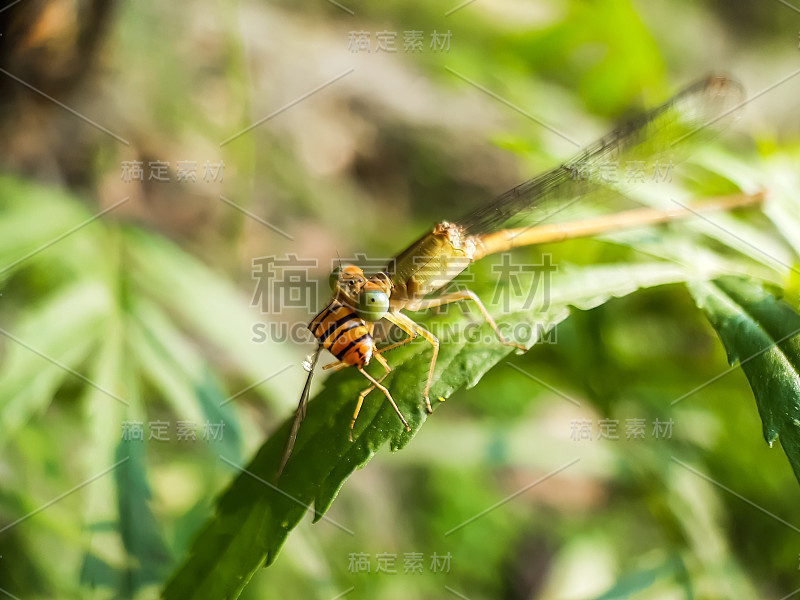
[308,299,373,366]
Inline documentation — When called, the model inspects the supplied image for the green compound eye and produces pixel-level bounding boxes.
[355,289,389,321]
[329,266,342,291]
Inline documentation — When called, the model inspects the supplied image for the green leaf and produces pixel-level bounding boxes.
[0,281,111,447]
[590,555,686,600]
[688,276,800,483]
[79,321,127,592]
[115,364,173,597]
[125,228,305,407]
[116,440,174,594]
[162,259,713,600]
[127,296,242,462]
[128,297,209,425]
[0,176,92,279]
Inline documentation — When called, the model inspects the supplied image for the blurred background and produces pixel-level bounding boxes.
[0,0,799,598]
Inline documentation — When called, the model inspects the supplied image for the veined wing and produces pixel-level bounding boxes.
[457,75,744,236]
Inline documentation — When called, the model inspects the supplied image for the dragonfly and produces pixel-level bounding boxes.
[276,74,764,477]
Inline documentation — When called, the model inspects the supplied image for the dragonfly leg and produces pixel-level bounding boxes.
[386,311,438,413]
[376,334,414,355]
[350,367,382,441]
[322,360,349,372]
[356,356,410,436]
[350,353,395,441]
[406,290,526,352]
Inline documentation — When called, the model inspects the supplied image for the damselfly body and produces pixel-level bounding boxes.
[277,75,764,477]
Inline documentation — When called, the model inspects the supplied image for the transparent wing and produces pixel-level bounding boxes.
[457,75,745,236]
[277,345,322,479]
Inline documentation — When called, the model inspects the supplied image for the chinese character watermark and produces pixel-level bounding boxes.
[120,160,224,183]
[491,253,557,312]
[348,30,453,53]
[251,254,319,314]
[121,420,227,442]
[568,160,673,184]
[570,417,673,441]
[248,252,556,347]
[347,552,452,574]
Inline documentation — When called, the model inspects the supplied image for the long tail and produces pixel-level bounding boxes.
[472,191,765,260]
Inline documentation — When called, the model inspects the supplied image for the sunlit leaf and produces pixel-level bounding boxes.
[163,259,725,600]
[0,281,111,446]
[79,323,127,592]
[688,276,800,483]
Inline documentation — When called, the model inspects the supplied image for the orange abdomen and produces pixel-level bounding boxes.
[309,300,373,366]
